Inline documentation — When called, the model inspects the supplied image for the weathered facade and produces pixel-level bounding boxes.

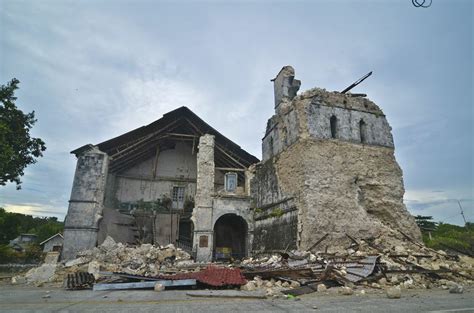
[63,108,258,261]
[63,65,421,261]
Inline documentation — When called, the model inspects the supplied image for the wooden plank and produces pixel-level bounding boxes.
[92,279,196,291]
[109,119,181,158]
[152,146,160,179]
[215,167,246,172]
[166,133,198,138]
[308,233,329,252]
[243,267,314,280]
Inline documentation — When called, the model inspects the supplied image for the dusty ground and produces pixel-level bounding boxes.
[0,285,473,313]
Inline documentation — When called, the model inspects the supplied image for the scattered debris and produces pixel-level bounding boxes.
[11,232,474,299]
[449,284,464,294]
[24,264,57,286]
[65,272,95,290]
[386,286,402,299]
[341,286,354,295]
[317,284,327,292]
[154,283,165,292]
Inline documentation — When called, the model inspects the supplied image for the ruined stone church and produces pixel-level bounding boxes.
[62,66,421,261]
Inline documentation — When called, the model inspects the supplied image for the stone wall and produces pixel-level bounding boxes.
[275,138,421,251]
[250,160,300,252]
[253,209,298,253]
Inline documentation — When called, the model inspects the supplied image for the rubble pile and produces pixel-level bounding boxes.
[68,236,193,277]
[19,236,193,286]
[239,231,474,297]
[13,232,473,299]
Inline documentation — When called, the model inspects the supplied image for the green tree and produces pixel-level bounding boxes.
[414,215,437,231]
[0,78,46,189]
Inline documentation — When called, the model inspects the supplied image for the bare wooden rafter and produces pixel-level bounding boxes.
[109,118,182,159]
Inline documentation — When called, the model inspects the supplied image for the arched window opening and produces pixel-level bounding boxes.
[359,119,367,143]
[330,115,337,139]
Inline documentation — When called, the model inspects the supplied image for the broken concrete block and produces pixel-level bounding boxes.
[241,281,256,291]
[44,252,60,264]
[11,275,26,284]
[378,278,387,286]
[25,264,57,285]
[402,279,413,289]
[386,286,401,299]
[100,236,116,251]
[449,284,463,294]
[317,284,327,292]
[154,283,165,292]
[65,257,89,267]
[87,261,101,280]
[290,281,300,288]
[394,246,406,254]
[341,287,353,295]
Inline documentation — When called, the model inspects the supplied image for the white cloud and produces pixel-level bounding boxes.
[118,75,211,131]
[404,189,473,225]
[2,203,65,220]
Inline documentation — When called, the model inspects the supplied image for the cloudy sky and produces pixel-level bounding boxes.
[0,0,472,225]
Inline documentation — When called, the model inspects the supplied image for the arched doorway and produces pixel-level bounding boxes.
[213,214,248,260]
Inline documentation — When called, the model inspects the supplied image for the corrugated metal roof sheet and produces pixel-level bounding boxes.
[155,266,247,287]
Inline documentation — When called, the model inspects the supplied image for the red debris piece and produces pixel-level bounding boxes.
[157,266,247,287]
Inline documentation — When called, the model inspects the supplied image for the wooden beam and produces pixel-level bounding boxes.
[116,174,196,183]
[215,144,246,168]
[166,133,199,138]
[110,119,182,158]
[215,167,245,172]
[152,145,160,179]
[110,146,156,172]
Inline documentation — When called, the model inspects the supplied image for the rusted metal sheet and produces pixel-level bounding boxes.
[157,266,247,287]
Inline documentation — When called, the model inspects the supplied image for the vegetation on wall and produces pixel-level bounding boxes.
[269,207,284,218]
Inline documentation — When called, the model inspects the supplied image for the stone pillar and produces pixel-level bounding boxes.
[62,146,109,260]
[271,65,301,111]
[245,166,255,196]
[192,134,215,262]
